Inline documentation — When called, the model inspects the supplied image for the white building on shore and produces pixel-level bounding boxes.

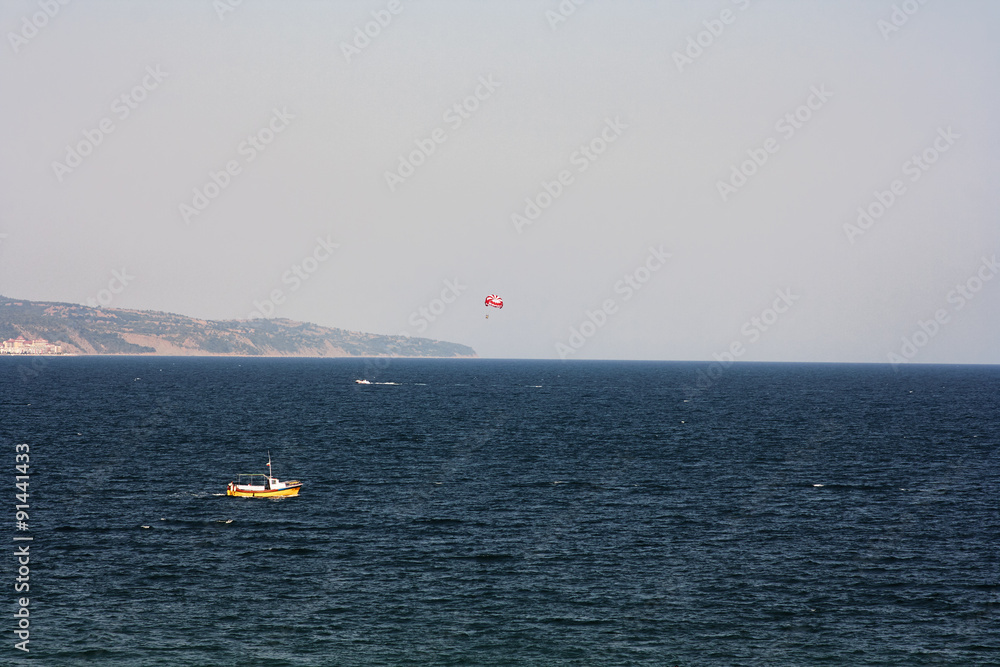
[0,336,63,355]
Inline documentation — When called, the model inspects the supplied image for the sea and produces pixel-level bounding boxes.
[1,357,998,666]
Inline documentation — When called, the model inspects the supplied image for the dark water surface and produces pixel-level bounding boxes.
[2,357,998,665]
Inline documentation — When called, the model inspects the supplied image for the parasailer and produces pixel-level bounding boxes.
[485,294,503,319]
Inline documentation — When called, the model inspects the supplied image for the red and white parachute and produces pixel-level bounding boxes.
[485,294,503,318]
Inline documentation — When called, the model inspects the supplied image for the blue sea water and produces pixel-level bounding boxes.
[2,357,999,665]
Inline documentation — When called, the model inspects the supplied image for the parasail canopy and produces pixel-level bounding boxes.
[485,294,503,309]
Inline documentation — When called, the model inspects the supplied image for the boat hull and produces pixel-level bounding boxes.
[226,485,301,497]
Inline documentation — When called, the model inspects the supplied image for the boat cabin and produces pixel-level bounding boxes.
[235,473,274,490]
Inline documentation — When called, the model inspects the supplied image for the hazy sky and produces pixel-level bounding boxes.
[1,0,997,363]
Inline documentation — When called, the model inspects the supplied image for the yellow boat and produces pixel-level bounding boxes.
[226,453,302,497]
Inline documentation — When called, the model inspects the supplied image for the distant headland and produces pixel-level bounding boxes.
[0,295,476,358]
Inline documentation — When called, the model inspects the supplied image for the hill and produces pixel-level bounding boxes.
[0,296,476,358]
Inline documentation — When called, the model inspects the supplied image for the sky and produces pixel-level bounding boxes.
[1,0,998,363]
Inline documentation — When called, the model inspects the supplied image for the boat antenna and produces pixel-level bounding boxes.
[267,450,272,479]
